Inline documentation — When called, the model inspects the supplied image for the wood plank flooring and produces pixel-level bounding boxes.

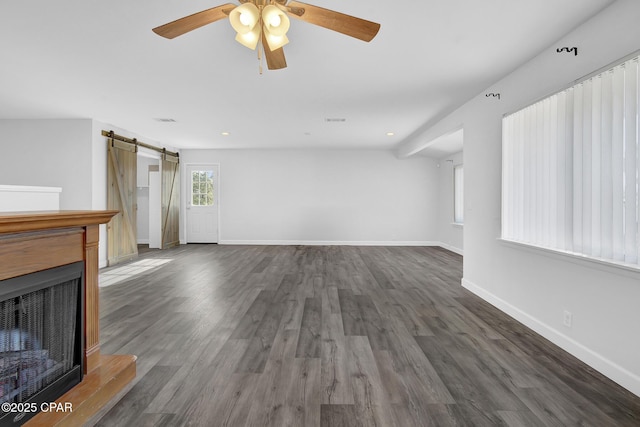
[92,245,640,426]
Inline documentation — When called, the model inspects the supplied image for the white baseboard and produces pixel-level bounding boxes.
[213,240,464,255]
[218,240,441,246]
[437,242,464,255]
[461,278,640,397]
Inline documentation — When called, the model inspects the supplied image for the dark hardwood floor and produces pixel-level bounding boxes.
[92,245,640,426]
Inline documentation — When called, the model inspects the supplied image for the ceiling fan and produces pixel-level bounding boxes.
[152,0,380,70]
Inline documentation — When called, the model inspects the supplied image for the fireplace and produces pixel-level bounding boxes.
[0,262,84,426]
[0,211,135,426]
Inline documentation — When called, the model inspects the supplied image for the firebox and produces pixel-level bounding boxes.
[0,261,84,426]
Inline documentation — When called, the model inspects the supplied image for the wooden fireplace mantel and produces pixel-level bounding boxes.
[0,210,119,234]
[0,210,136,426]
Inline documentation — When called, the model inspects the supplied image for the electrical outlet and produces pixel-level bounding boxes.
[563,310,573,328]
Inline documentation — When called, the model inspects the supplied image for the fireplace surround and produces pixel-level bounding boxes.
[0,211,136,426]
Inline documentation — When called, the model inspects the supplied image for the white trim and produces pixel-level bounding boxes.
[0,185,62,193]
[450,222,463,228]
[183,163,220,244]
[219,240,441,246]
[137,239,149,244]
[499,238,640,280]
[462,278,640,398]
[214,240,463,254]
[437,242,464,255]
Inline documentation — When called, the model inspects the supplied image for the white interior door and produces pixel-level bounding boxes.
[186,164,219,243]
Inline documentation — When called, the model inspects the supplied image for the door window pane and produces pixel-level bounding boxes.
[191,170,214,206]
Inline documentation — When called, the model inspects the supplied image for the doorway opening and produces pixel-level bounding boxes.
[106,133,180,267]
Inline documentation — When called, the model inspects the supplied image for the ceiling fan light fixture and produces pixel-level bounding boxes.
[235,25,261,50]
[264,30,289,51]
[153,1,381,70]
[229,3,260,34]
[262,5,290,36]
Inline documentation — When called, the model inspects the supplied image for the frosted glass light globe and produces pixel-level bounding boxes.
[239,13,250,26]
[269,14,281,27]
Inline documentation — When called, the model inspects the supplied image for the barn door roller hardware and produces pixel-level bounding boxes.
[102,130,179,163]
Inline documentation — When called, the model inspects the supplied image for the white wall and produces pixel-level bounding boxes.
[0,119,93,209]
[180,149,439,244]
[435,151,463,254]
[398,0,640,396]
[0,119,115,267]
[0,120,174,267]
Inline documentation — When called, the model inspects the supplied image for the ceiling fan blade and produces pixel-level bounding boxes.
[286,1,380,42]
[153,3,236,39]
[262,33,287,70]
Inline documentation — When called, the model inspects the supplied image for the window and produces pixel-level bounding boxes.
[502,54,639,266]
[454,164,464,224]
[191,170,214,206]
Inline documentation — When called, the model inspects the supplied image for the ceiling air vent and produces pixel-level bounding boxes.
[154,118,176,122]
[325,118,346,122]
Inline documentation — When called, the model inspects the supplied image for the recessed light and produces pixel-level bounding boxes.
[386,132,395,136]
[221,132,230,136]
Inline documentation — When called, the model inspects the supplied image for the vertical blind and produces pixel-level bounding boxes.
[502,54,639,265]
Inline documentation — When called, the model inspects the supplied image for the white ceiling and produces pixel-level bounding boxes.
[0,0,614,153]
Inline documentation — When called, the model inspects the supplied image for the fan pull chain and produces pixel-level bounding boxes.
[257,41,263,75]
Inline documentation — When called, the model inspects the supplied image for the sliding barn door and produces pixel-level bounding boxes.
[161,157,180,249]
[107,139,138,265]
